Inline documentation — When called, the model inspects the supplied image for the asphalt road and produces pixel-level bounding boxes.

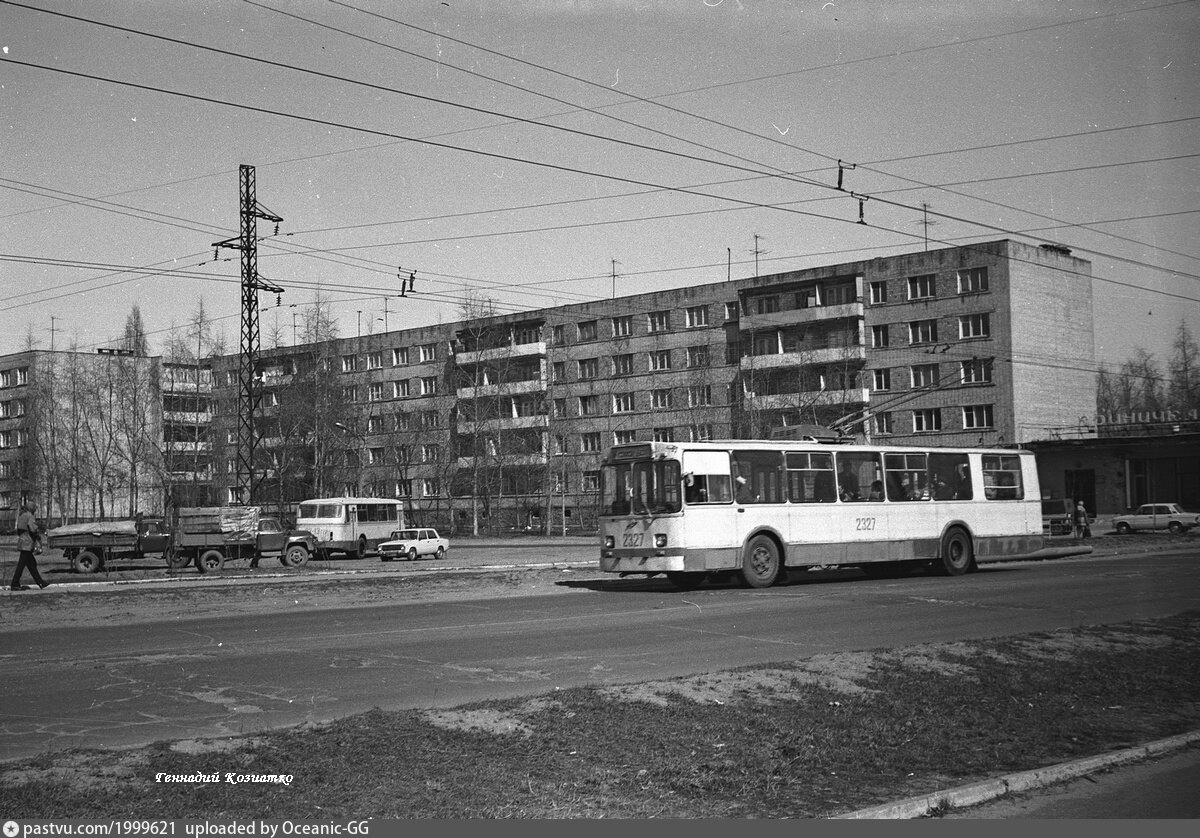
[2,544,1198,765]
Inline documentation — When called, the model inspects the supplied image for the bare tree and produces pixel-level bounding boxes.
[1167,318,1199,414]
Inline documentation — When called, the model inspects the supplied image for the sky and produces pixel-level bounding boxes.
[2,0,1198,376]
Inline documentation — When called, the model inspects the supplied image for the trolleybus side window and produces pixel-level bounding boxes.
[885,452,928,501]
[731,450,783,504]
[982,454,1023,499]
[929,452,972,499]
[835,451,882,502]
[683,450,732,504]
[784,451,836,503]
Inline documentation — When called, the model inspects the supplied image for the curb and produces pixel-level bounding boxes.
[834,729,1200,819]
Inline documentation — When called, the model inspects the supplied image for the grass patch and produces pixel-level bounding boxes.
[3,611,1198,818]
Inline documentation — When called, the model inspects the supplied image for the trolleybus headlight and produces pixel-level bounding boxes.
[604,536,615,548]
[654,534,668,548]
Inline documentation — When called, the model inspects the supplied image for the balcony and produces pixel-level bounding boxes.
[456,452,550,469]
[456,378,546,399]
[743,387,870,411]
[741,301,864,332]
[456,414,549,434]
[454,341,547,365]
[740,344,867,370]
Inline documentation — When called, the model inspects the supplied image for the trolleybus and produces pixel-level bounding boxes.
[599,439,1044,589]
[296,496,405,558]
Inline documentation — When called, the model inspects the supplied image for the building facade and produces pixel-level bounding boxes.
[2,239,1103,531]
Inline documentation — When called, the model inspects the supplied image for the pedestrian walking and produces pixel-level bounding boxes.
[10,501,50,591]
[1075,500,1091,539]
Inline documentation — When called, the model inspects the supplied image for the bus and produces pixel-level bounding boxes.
[295,497,405,558]
[598,439,1044,590]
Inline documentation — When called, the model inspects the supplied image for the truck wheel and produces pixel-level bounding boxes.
[282,544,310,569]
[196,549,225,574]
[165,549,190,571]
[356,535,368,559]
[72,550,103,574]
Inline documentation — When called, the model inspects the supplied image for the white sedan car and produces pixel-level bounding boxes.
[378,528,449,561]
[1112,503,1200,535]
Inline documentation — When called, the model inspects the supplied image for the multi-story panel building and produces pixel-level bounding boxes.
[3,239,1097,532]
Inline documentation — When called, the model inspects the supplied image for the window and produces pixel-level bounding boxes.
[614,430,637,445]
[552,361,565,382]
[613,354,634,376]
[959,313,991,339]
[392,380,410,398]
[341,355,357,373]
[578,320,598,342]
[724,302,739,321]
[869,281,888,304]
[420,444,440,462]
[731,449,785,504]
[582,471,601,493]
[911,364,939,389]
[686,345,710,368]
[907,274,936,300]
[419,376,437,396]
[391,347,409,366]
[909,319,939,344]
[885,451,929,501]
[366,352,383,370]
[418,343,437,362]
[913,408,942,433]
[872,368,892,391]
[871,325,889,348]
[342,385,358,402]
[754,296,780,314]
[552,324,565,345]
[963,404,995,429]
[835,451,882,502]
[961,358,994,385]
[781,451,835,504]
[612,315,633,337]
[825,283,856,306]
[367,382,384,402]
[420,411,440,428]
[797,286,819,308]
[368,447,385,465]
[581,432,602,453]
[983,453,1024,499]
[553,398,567,418]
[579,395,598,416]
[957,267,989,294]
[648,311,670,333]
[685,305,709,328]
[578,358,599,379]
[651,389,672,409]
[367,414,384,433]
[394,413,410,431]
[421,479,439,498]
[613,393,635,413]
[688,385,712,407]
[871,412,893,435]
[649,350,671,371]
[394,480,412,498]
[652,427,674,443]
[688,424,714,442]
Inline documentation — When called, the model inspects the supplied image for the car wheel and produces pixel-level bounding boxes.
[939,527,975,576]
[72,550,103,574]
[1116,522,1132,535]
[282,544,310,568]
[740,534,781,588]
[1168,521,1185,535]
[407,547,418,562]
[435,546,445,560]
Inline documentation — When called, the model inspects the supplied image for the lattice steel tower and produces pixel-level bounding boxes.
[213,164,283,504]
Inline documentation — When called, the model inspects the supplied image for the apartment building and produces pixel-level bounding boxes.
[1,239,1098,531]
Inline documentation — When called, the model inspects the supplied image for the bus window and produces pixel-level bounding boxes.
[601,459,681,515]
[885,452,928,501]
[731,450,784,504]
[983,454,1024,499]
[683,450,732,504]
[836,452,882,502]
[784,451,836,503]
[928,452,971,500]
[297,502,344,521]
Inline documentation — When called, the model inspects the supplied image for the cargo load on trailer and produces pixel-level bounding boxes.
[45,518,171,574]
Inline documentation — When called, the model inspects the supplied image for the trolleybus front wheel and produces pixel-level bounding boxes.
[741,535,781,588]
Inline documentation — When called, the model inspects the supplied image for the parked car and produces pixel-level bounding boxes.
[1112,503,1200,535]
[378,528,449,561]
[1041,498,1077,537]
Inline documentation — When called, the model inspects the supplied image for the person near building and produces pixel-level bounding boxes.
[10,502,50,591]
[1075,500,1091,539]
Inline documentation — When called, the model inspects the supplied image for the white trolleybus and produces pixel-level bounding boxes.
[599,438,1044,590]
[296,497,405,558]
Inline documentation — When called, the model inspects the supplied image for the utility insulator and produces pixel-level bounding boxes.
[837,159,856,192]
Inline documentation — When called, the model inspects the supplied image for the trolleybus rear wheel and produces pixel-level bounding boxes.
[939,527,975,576]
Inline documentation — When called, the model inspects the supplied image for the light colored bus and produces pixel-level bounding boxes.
[598,439,1044,590]
[295,497,405,558]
